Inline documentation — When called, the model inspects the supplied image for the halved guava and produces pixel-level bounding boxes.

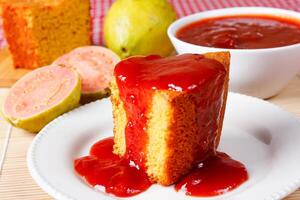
[1,64,81,132]
[54,46,120,104]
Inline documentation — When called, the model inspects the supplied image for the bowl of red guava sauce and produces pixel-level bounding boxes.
[168,7,300,99]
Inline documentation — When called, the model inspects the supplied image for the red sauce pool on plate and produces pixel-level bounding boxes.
[74,137,152,197]
[175,152,248,197]
[176,15,300,49]
[74,137,248,198]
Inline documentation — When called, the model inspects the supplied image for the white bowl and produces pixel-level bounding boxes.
[168,7,300,99]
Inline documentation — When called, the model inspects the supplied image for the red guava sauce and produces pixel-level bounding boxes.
[74,137,248,198]
[74,54,248,198]
[176,15,300,49]
[175,152,248,197]
[114,54,227,169]
[74,137,152,197]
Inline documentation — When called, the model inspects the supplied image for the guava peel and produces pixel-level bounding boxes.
[2,65,81,132]
[104,0,177,58]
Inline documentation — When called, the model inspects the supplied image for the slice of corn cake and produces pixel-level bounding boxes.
[111,52,230,185]
[2,0,91,69]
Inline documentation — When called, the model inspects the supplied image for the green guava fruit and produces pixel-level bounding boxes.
[1,64,81,132]
[104,0,177,58]
[54,46,120,104]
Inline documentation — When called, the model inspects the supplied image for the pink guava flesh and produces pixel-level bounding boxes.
[54,46,120,94]
[4,65,78,119]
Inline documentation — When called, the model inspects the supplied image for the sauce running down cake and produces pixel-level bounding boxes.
[111,52,230,186]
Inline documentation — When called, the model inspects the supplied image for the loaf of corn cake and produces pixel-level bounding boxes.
[111,52,230,185]
[1,0,91,69]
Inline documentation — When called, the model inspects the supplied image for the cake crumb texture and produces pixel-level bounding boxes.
[1,0,91,69]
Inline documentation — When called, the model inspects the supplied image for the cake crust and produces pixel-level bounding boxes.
[202,52,230,149]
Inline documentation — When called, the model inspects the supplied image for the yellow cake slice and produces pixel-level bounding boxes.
[111,52,230,185]
[1,0,91,69]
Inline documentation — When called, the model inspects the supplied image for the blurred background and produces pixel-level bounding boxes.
[1,0,300,48]
[0,1,300,200]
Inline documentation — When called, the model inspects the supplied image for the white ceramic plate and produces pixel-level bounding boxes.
[27,93,300,200]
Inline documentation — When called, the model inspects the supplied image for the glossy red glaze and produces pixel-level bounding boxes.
[74,55,247,198]
[74,137,152,197]
[74,138,248,198]
[177,15,300,49]
[114,54,227,168]
[175,151,248,197]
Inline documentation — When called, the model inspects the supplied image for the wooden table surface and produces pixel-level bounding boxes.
[0,77,300,200]
[0,49,31,87]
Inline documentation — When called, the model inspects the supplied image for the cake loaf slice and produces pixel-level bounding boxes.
[2,0,91,69]
[111,52,230,185]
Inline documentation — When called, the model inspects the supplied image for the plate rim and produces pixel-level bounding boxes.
[27,92,300,200]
